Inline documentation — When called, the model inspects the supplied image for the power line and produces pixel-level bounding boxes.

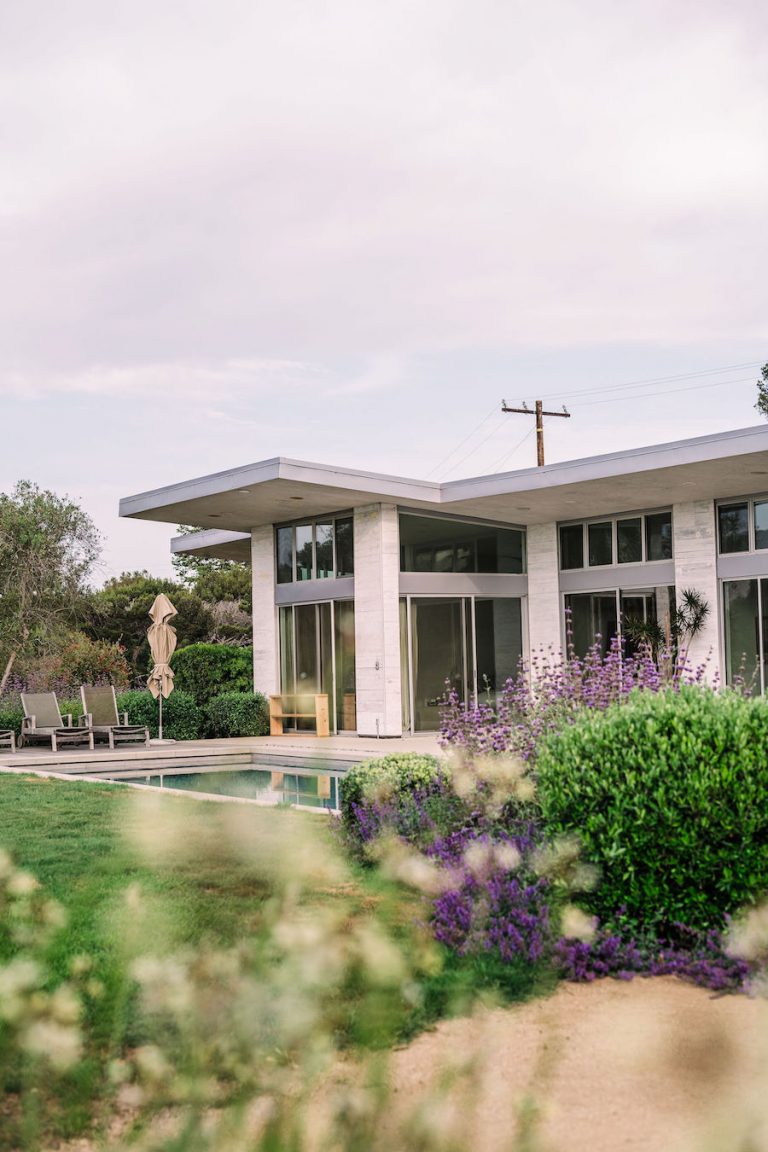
[425,402,500,478]
[578,374,757,407]
[487,425,537,473]
[440,414,510,478]
[536,361,763,403]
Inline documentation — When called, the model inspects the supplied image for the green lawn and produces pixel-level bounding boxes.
[0,774,547,1148]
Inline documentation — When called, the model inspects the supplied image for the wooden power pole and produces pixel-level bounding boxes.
[501,400,571,466]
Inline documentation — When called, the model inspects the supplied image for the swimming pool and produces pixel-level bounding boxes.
[118,767,342,812]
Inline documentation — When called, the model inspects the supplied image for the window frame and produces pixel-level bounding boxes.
[274,513,354,584]
[558,508,674,572]
[716,495,768,556]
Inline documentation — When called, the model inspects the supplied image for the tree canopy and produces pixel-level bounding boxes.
[0,481,101,694]
[755,362,768,419]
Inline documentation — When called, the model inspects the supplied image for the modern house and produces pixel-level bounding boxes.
[120,424,768,736]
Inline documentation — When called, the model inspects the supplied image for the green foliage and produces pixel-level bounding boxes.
[206,692,269,738]
[16,631,131,695]
[340,753,444,823]
[194,566,252,613]
[755,361,768,419]
[116,689,201,740]
[0,703,23,738]
[171,643,254,707]
[82,572,213,677]
[536,686,768,929]
[0,481,101,693]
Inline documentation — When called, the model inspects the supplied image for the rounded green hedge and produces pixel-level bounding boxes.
[170,644,253,707]
[206,692,269,738]
[116,689,201,741]
[340,753,444,823]
[536,686,768,929]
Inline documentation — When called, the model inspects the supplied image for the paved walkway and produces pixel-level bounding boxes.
[0,732,442,776]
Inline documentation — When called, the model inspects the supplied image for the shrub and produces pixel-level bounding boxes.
[536,686,768,930]
[0,702,23,739]
[171,644,254,707]
[206,692,269,738]
[340,753,444,824]
[116,689,201,741]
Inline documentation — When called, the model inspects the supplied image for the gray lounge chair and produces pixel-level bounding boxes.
[20,693,94,752]
[0,730,16,753]
[80,685,150,750]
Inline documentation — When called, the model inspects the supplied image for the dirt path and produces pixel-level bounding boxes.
[386,977,768,1151]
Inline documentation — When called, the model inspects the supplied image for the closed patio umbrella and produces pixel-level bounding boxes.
[147,593,178,742]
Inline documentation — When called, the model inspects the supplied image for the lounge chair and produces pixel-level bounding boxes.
[20,693,94,752]
[80,685,150,750]
[0,730,16,753]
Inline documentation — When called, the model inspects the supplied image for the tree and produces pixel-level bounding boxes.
[81,572,213,679]
[172,525,251,610]
[0,481,101,695]
[755,363,768,419]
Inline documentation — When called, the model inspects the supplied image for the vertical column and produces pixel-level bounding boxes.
[672,501,720,682]
[251,525,279,695]
[353,503,403,736]
[526,522,562,660]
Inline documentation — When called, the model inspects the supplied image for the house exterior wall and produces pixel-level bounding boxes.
[353,503,403,736]
[251,525,279,696]
[526,522,562,657]
[672,500,721,681]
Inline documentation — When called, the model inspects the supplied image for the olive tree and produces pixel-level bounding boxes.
[0,481,101,695]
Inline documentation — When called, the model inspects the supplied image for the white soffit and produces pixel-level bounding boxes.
[121,425,768,536]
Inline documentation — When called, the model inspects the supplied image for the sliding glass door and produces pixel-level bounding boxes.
[402,596,523,732]
[278,601,356,732]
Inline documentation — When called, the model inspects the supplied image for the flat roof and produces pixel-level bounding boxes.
[120,424,768,560]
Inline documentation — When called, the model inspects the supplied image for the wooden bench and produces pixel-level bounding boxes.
[0,730,16,753]
[268,693,330,737]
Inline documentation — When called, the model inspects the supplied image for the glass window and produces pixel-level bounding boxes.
[617,517,642,564]
[399,514,524,574]
[565,592,619,658]
[276,527,293,584]
[315,523,334,579]
[559,524,584,570]
[645,512,673,561]
[724,579,760,689]
[335,517,354,577]
[755,502,768,551]
[588,522,613,567]
[295,525,313,580]
[718,503,749,553]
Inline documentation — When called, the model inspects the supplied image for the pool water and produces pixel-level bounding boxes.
[122,768,341,811]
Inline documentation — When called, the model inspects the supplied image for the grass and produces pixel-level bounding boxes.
[0,774,552,1147]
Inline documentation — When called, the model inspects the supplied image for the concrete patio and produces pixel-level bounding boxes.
[0,732,442,779]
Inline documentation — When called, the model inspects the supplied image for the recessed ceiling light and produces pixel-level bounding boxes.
[751,471,768,475]
[209,514,221,519]
[238,489,251,494]
[289,496,304,501]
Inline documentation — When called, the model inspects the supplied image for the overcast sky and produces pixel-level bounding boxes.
[1,0,766,582]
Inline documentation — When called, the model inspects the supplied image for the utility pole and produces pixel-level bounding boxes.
[501,400,571,467]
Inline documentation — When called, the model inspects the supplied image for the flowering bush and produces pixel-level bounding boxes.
[439,633,714,763]
[13,631,131,697]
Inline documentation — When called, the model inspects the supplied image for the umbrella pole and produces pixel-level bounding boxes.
[159,691,163,742]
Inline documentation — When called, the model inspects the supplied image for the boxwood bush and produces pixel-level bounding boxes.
[340,753,445,823]
[116,689,201,741]
[0,703,24,739]
[206,692,269,738]
[536,686,768,930]
[170,644,253,707]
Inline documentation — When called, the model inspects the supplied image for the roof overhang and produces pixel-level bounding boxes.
[171,529,252,563]
[121,425,768,560]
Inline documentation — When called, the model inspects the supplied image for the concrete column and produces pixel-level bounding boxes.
[353,503,403,736]
[672,501,720,682]
[526,522,562,659]
[251,525,279,695]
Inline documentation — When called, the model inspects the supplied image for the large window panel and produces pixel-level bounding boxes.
[559,524,584,570]
[645,512,673,561]
[617,517,642,564]
[335,517,354,577]
[719,503,749,554]
[565,592,619,657]
[724,579,760,690]
[315,523,334,579]
[588,522,613,567]
[755,502,768,551]
[276,527,293,584]
[295,525,314,581]
[399,514,525,574]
